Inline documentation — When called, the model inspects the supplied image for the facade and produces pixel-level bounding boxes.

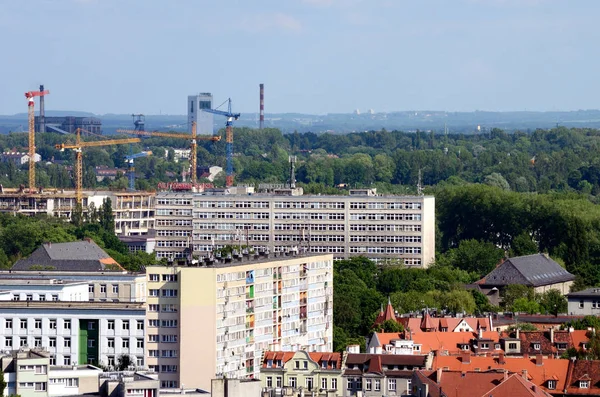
[187,93,213,135]
[0,301,145,368]
[566,288,600,315]
[260,351,343,396]
[477,253,575,297]
[99,371,160,397]
[0,279,88,302]
[1,152,41,165]
[342,352,428,397]
[145,253,333,391]
[154,189,435,267]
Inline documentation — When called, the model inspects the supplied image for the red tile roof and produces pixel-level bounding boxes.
[398,316,492,333]
[434,354,569,393]
[343,353,427,376]
[261,351,342,370]
[481,373,552,397]
[564,360,600,395]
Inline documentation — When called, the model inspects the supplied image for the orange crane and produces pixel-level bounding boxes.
[116,121,220,184]
[55,128,141,205]
[25,87,49,193]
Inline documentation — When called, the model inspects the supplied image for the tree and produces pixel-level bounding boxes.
[99,198,115,233]
[372,319,404,333]
[116,354,132,371]
[0,365,6,397]
[538,289,568,316]
[438,239,504,277]
[511,297,540,314]
[502,284,534,309]
[508,323,538,332]
[484,172,510,191]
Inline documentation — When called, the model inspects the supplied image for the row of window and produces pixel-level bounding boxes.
[274,224,345,231]
[274,202,345,209]
[350,224,422,231]
[4,335,143,349]
[148,274,178,282]
[157,198,192,206]
[194,212,270,220]
[193,223,269,230]
[156,219,192,227]
[350,202,422,210]
[5,318,142,331]
[89,284,119,294]
[148,349,178,357]
[346,377,400,392]
[349,246,422,254]
[147,334,178,343]
[350,235,421,243]
[349,213,422,221]
[274,213,345,220]
[156,209,192,216]
[149,289,178,297]
[12,294,58,302]
[266,376,338,390]
[195,201,269,209]
[147,320,178,328]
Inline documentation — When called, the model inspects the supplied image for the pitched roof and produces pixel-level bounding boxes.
[261,351,342,371]
[261,351,295,368]
[432,371,506,397]
[478,254,575,287]
[518,330,574,355]
[564,360,600,395]
[433,354,569,393]
[374,298,399,326]
[12,241,124,272]
[399,316,491,333]
[410,331,500,355]
[343,353,426,376]
[481,373,553,397]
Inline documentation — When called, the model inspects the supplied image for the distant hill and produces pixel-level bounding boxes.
[2,110,600,134]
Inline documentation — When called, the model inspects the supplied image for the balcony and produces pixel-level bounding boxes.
[246,307,254,314]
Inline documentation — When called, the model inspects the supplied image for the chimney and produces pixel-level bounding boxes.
[461,352,471,365]
[522,369,528,380]
[436,367,443,384]
[550,328,555,343]
[516,328,520,339]
[478,327,483,339]
[535,354,543,366]
[532,385,538,393]
[259,83,265,129]
[498,352,505,365]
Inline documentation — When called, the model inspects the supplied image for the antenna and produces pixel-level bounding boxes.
[289,156,297,188]
[417,168,423,196]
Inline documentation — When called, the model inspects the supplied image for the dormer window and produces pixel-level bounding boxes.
[580,381,589,389]
[267,360,273,368]
[556,343,567,350]
[481,343,489,350]
[441,327,448,332]
[547,380,556,390]
[462,345,470,351]
[494,344,501,350]
[533,343,541,350]
[584,343,589,350]
[322,361,327,369]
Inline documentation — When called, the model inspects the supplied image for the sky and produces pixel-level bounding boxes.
[0,0,599,115]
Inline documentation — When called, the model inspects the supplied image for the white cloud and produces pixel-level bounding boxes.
[240,12,302,33]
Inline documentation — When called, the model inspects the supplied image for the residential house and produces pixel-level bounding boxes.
[476,254,575,300]
[492,313,585,332]
[564,360,600,395]
[517,329,578,357]
[566,288,600,316]
[411,370,552,397]
[342,353,428,396]
[260,351,343,396]
[432,353,569,395]
[1,151,41,166]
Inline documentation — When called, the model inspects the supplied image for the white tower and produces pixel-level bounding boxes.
[187,93,214,135]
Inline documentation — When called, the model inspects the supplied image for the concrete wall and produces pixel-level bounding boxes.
[211,378,262,397]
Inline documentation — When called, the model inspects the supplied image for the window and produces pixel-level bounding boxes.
[346,379,353,390]
[580,381,590,389]
[112,285,119,294]
[149,289,159,297]
[149,274,159,282]
[64,320,71,329]
[388,379,396,391]
[26,294,33,301]
[580,300,585,308]
[289,377,297,388]
[305,377,314,390]
[509,342,517,350]
[365,379,372,391]
[321,377,327,390]
[481,343,489,349]
[137,321,144,330]
[20,338,27,347]
[49,319,56,329]
[34,337,42,347]
[64,338,71,348]
[137,358,143,367]
[34,319,42,329]
[374,379,381,391]
[303,361,308,369]
[148,304,159,312]
[88,322,95,330]
[108,338,115,348]
[331,378,337,390]
[89,284,95,293]
[122,320,130,330]
[266,377,273,388]
[548,380,556,390]
[88,339,95,348]
[123,339,130,348]
[534,343,541,350]
[49,357,56,366]
[276,377,282,388]
[20,319,27,329]
[5,337,12,348]
[108,356,115,367]
[39,295,46,301]
[149,350,159,357]
[137,340,144,349]
[5,319,12,329]
[107,320,115,330]
[34,365,46,374]
[148,320,159,328]
[64,356,71,365]
[52,295,58,301]
[295,360,300,369]
[34,382,46,391]
[49,338,56,347]
[100,285,106,293]
[148,335,159,342]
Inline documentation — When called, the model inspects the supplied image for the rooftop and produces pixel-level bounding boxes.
[149,252,333,270]
[478,253,575,287]
[566,288,600,298]
[0,301,144,311]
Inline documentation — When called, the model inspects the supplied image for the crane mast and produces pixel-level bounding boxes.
[24,88,49,193]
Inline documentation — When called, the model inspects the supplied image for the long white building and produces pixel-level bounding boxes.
[154,188,435,267]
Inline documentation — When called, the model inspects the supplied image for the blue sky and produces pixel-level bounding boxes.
[1,0,598,115]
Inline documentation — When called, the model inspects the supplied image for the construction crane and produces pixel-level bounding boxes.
[125,151,152,191]
[55,128,141,205]
[116,121,220,184]
[24,87,49,193]
[203,98,240,187]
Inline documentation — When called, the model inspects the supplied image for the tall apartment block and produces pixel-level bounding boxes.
[145,253,333,391]
[154,189,435,267]
[187,93,213,135]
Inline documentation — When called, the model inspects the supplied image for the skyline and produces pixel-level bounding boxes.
[1,0,599,116]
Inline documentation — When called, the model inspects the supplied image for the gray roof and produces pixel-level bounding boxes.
[12,241,124,272]
[566,288,600,298]
[479,253,575,287]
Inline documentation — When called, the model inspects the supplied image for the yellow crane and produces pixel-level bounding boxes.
[55,128,141,205]
[116,121,220,184]
[25,87,49,193]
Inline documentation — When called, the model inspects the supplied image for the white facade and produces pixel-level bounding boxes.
[0,302,145,368]
[154,191,435,267]
[0,280,88,302]
[187,93,214,135]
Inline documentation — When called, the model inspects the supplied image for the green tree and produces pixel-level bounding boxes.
[438,239,504,277]
[511,298,540,314]
[538,289,568,316]
[99,198,115,233]
[0,365,6,397]
[372,319,404,333]
[116,354,132,371]
[502,284,535,309]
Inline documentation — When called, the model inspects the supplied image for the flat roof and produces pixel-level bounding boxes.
[0,270,144,278]
[0,278,86,286]
[0,301,144,311]
[149,252,333,270]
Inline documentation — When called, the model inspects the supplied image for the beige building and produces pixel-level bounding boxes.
[260,350,344,397]
[145,253,333,391]
[154,188,435,268]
